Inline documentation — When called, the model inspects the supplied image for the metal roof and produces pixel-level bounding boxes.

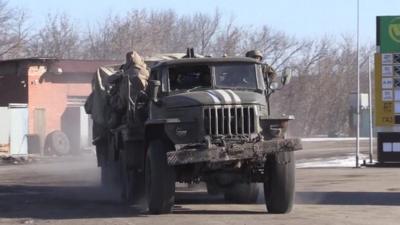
[152,57,260,68]
[0,57,57,64]
[52,59,120,74]
[0,58,119,75]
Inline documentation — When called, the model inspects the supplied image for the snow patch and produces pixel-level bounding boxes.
[296,153,374,168]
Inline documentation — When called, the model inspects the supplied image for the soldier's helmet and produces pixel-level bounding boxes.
[245,50,263,60]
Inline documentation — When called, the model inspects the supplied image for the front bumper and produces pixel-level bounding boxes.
[167,138,302,166]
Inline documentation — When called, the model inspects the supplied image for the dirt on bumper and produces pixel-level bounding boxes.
[167,138,302,166]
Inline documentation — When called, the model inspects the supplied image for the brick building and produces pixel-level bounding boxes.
[0,58,118,154]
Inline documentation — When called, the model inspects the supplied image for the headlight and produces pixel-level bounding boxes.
[175,125,188,137]
[165,122,198,144]
[258,105,268,114]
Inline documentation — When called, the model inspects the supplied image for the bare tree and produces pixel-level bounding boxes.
[270,35,375,137]
[82,15,117,60]
[213,18,242,56]
[81,9,222,59]
[28,13,80,59]
[240,26,308,70]
[1,7,375,137]
[0,0,28,59]
[191,10,220,55]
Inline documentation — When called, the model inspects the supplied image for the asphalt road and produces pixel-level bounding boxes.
[0,140,399,225]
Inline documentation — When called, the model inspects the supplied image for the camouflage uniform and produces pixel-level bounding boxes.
[245,50,277,81]
[106,51,150,128]
[261,64,276,81]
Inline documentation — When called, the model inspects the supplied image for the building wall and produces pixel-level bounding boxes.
[0,61,28,106]
[0,58,118,153]
[27,63,93,136]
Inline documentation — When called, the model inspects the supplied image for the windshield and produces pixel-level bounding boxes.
[214,64,258,89]
[167,63,258,92]
[169,65,211,91]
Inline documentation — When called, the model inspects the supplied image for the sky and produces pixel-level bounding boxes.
[8,0,400,44]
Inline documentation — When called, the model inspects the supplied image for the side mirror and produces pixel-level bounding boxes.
[269,81,280,91]
[149,80,161,103]
[281,67,292,85]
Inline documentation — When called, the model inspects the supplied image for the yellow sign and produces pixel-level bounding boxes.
[389,17,400,43]
[383,102,394,114]
[375,53,395,126]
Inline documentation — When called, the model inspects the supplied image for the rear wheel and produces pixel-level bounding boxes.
[206,182,222,195]
[264,151,295,213]
[145,139,176,214]
[224,182,259,203]
[101,161,121,189]
[120,150,145,204]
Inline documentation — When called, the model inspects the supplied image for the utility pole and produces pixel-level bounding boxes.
[368,55,374,163]
[356,0,361,168]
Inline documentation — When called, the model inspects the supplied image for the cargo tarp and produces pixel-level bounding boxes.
[85,65,119,129]
[85,53,202,138]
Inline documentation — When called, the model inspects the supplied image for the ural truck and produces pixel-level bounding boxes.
[86,54,302,214]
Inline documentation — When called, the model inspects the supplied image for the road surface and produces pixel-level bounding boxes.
[0,139,399,225]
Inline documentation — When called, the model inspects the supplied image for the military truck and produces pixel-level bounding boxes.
[86,53,302,215]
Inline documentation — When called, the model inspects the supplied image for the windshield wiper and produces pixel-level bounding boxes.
[186,86,208,92]
[216,86,257,91]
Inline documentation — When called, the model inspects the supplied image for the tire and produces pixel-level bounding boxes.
[206,182,222,195]
[101,166,111,187]
[120,150,145,204]
[264,151,295,213]
[44,130,70,155]
[101,161,121,189]
[224,182,259,203]
[145,139,176,214]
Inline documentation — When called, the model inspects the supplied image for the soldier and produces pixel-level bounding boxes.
[121,51,149,88]
[107,51,150,128]
[122,51,150,123]
[245,50,277,81]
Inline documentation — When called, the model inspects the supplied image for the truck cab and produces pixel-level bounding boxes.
[141,57,302,214]
[147,57,268,144]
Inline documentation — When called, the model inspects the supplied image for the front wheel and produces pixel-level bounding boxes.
[264,151,295,213]
[145,139,176,214]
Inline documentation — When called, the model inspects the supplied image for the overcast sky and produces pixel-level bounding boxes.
[9,0,400,44]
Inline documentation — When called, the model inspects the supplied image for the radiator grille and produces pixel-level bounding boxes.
[204,106,256,136]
